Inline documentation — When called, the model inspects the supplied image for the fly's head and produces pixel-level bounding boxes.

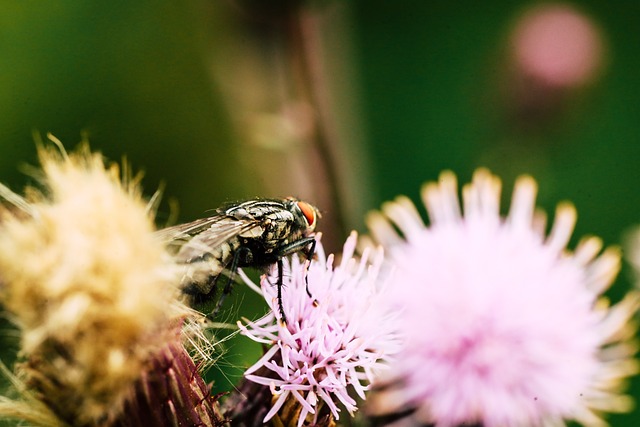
[287,197,320,237]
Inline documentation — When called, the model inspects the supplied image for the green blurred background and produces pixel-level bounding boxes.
[1,0,639,425]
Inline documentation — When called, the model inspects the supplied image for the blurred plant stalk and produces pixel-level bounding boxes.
[206,0,372,251]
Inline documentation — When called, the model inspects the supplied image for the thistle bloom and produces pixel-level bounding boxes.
[237,232,400,426]
[366,169,639,427]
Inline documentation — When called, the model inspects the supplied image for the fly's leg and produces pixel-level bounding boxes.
[276,258,287,324]
[206,246,251,321]
[275,236,317,298]
[263,259,288,323]
[303,239,316,298]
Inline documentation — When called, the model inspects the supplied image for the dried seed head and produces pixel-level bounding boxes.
[0,144,199,425]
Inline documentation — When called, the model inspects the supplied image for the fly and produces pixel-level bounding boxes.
[158,197,320,323]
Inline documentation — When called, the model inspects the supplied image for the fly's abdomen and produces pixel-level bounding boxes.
[179,238,241,295]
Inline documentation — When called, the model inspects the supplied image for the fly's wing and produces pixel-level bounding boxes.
[157,215,263,263]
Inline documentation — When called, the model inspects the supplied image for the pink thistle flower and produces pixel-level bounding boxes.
[237,232,401,426]
[366,169,640,427]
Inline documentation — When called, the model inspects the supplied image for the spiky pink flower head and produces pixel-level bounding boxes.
[366,169,639,427]
[238,232,401,427]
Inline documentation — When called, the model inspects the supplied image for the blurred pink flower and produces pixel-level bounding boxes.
[511,4,604,88]
[238,232,400,426]
[366,169,639,427]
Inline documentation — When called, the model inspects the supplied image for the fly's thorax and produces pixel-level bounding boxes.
[224,199,290,221]
[237,201,298,244]
[268,224,304,251]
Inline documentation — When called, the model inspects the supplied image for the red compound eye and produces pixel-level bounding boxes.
[297,201,317,229]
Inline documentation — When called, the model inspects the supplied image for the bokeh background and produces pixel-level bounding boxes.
[1,1,639,425]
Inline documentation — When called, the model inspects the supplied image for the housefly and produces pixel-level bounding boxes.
[158,197,320,323]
